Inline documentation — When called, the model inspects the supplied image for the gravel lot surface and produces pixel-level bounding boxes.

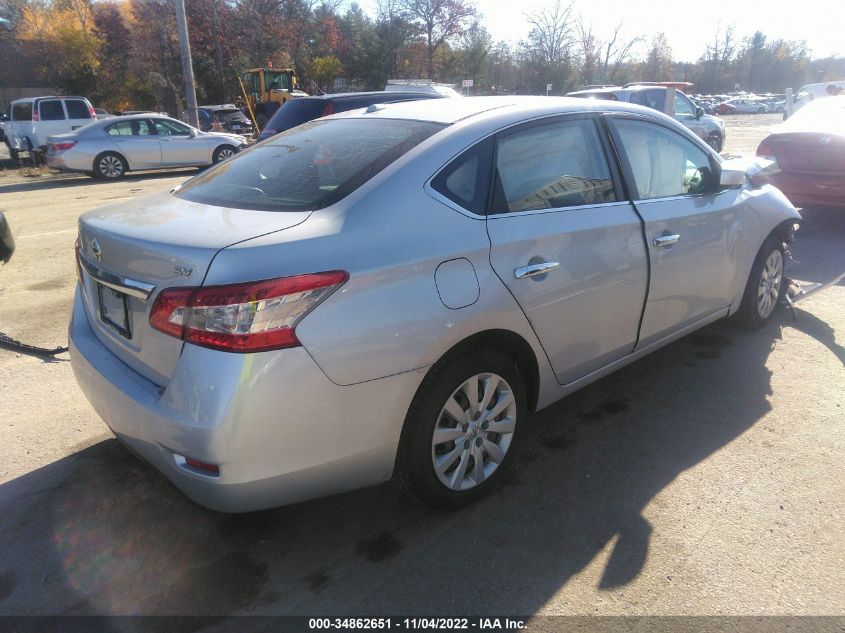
[0,115,842,620]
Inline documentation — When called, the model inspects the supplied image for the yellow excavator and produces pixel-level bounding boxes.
[238,67,308,130]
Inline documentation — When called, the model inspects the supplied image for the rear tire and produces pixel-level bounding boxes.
[395,347,527,509]
[735,236,785,328]
[94,152,127,180]
[212,144,237,164]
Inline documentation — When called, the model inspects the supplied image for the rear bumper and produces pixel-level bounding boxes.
[760,171,845,208]
[69,289,421,512]
[46,152,94,172]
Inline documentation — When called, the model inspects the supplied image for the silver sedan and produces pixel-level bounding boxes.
[70,97,800,512]
[46,114,247,179]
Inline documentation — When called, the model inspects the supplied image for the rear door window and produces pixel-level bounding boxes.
[39,100,66,121]
[491,118,616,213]
[630,90,666,111]
[65,99,92,119]
[106,120,154,136]
[11,102,32,121]
[176,118,444,211]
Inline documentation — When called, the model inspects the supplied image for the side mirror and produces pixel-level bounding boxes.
[719,168,746,188]
[695,106,704,119]
[718,156,775,189]
[0,212,15,264]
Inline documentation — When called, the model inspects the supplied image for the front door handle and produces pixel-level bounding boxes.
[514,261,559,279]
[653,234,680,248]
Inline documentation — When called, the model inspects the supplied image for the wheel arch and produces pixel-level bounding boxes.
[421,328,541,414]
[728,212,800,316]
[93,149,128,169]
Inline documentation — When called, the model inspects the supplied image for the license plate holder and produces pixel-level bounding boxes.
[98,284,131,339]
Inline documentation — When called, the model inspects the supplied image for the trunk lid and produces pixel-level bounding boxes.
[768,132,845,175]
[77,192,311,385]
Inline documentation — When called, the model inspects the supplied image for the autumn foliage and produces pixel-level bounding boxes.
[0,0,838,114]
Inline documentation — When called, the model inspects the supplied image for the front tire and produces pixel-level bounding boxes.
[212,144,237,164]
[736,237,785,328]
[94,152,127,180]
[706,133,723,152]
[395,347,527,509]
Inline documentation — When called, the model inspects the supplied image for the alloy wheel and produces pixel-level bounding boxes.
[431,372,517,491]
[757,249,783,319]
[99,155,123,178]
[217,148,235,162]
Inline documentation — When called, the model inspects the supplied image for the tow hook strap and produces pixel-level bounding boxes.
[0,331,68,357]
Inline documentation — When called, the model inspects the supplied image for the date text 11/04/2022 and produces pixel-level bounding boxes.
[308,618,528,630]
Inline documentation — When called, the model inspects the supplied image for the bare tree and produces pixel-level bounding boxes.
[575,17,599,86]
[701,22,736,92]
[399,0,475,79]
[600,20,641,84]
[525,0,573,67]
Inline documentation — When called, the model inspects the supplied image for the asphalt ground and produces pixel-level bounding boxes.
[0,115,842,621]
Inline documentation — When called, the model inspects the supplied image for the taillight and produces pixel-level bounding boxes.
[32,112,39,122]
[89,106,97,119]
[149,271,348,352]
[75,239,83,284]
[51,141,77,152]
[756,140,777,161]
[323,102,334,115]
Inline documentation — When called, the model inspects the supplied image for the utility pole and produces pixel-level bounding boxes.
[174,0,199,128]
[209,0,226,103]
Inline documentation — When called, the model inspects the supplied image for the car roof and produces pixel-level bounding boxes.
[332,95,675,126]
[12,96,89,103]
[200,104,242,111]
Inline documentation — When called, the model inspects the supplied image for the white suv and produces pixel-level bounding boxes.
[5,96,97,161]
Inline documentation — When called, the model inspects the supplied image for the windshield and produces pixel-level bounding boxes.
[265,72,291,91]
[175,118,444,211]
[213,109,247,122]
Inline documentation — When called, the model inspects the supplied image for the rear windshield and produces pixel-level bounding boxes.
[264,99,330,133]
[175,118,444,211]
[785,96,845,134]
[65,99,92,119]
[213,109,247,122]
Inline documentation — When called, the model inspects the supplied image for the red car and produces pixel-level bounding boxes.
[715,101,737,115]
[755,96,845,208]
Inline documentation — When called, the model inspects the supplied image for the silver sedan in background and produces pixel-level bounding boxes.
[70,97,800,512]
[46,114,247,179]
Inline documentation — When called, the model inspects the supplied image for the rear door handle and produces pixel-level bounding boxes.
[653,234,680,248]
[514,262,559,279]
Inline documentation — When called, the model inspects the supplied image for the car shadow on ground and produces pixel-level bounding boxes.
[2,305,838,621]
[788,206,845,286]
[0,169,199,195]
